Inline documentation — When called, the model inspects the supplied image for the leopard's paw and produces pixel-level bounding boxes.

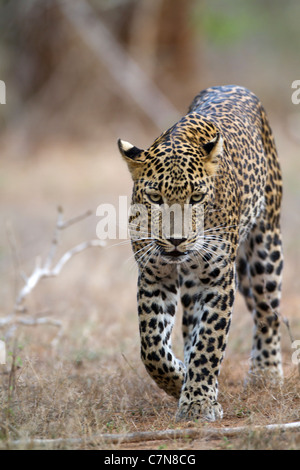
[176,399,223,422]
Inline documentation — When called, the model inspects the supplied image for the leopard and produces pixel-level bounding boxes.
[118,85,283,421]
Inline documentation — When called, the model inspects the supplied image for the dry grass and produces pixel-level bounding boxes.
[0,346,299,450]
[0,130,299,450]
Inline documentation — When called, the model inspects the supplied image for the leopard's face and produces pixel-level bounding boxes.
[130,167,211,265]
[118,115,224,266]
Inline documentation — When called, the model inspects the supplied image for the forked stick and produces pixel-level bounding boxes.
[1,207,105,343]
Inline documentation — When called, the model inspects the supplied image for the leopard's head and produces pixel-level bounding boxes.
[118,114,224,266]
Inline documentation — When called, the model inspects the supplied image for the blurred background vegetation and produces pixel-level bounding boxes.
[0,0,299,309]
[0,0,299,153]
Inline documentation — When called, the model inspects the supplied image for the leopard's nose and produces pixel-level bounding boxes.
[168,237,187,247]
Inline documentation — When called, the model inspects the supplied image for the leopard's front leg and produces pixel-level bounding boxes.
[177,265,236,422]
[137,268,185,398]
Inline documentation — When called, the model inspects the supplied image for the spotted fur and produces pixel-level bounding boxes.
[118,85,283,421]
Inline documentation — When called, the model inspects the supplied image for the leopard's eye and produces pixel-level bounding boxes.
[147,193,164,205]
[190,193,205,205]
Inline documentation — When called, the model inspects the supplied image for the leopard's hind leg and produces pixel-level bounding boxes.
[237,220,283,384]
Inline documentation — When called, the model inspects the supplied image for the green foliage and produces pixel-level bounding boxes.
[191,0,300,51]
[191,1,262,46]
[201,9,259,46]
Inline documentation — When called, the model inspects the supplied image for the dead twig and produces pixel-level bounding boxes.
[3,421,300,449]
[1,207,105,344]
[14,208,101,308]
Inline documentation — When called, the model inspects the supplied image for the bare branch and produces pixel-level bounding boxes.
[59,209,93,230]
[15,239,104,307]
[51,240,105,277]
[14,208,104,309]
[1,317,62,328]
[44,207,64,270]
[1,316,63,347]
[3,421,300,449]
[1,207,105,347]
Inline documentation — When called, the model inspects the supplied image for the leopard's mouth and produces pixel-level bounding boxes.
[161,249,190,263]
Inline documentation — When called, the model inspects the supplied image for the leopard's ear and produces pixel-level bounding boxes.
[202,132,223,164]
[202,132,223,176]
[118,139,146,178]
[118,139,145,162]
